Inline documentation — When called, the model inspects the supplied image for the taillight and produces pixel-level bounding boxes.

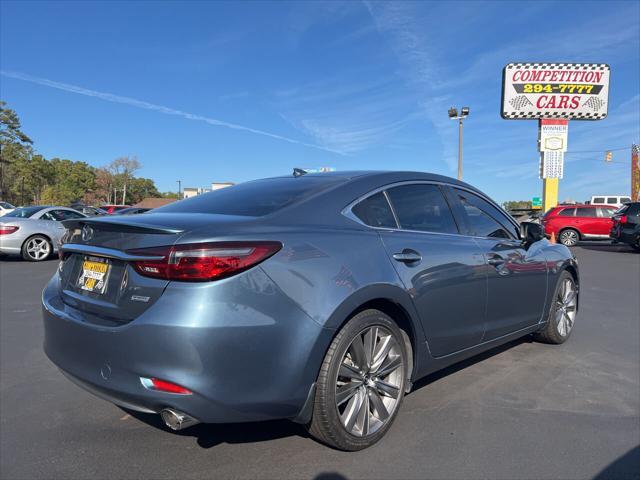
[127,241,282,282]
[618,215,628,225]
[140,377,192,395]
[0,226,19,235]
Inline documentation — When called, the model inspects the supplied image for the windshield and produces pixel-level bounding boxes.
[3,206,46,218]
[156,176,345,217]
[0,202,14,209]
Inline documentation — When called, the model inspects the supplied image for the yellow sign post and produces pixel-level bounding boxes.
[543,177,559,212]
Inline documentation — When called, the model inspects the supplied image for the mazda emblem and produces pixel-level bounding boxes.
[81,225,94,242]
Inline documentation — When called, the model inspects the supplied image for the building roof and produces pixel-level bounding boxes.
[133,198,178,208]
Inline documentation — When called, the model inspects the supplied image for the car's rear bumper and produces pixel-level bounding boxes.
[42,268,333,423]
[610,227,638,245]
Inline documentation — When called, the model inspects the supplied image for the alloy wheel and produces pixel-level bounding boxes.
[26,237,50,261]
[555,278,577,337]
[559,230,579,246]
[335,326,404,437]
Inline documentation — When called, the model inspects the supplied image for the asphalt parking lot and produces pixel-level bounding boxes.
[1,243,638,480]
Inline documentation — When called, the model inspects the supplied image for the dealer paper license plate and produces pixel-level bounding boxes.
[78,257,110,294]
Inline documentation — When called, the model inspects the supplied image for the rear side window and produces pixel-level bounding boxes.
[592,197,605,204]
[597,207,616,217]
[351,192,397,228]
[4,206,45,218]
[557,208,575,217]
[386,184,458,234]
[157,176,344,217]
[576,208,597,217]
[607,197,618,204]
[621,197,631,204]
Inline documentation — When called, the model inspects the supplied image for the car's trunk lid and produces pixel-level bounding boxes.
[57,213,253,325]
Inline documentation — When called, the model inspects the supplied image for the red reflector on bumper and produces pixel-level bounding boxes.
[140,377,192,395]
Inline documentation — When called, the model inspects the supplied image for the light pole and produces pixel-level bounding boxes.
[448,106,470,181]
[177,180,182,200]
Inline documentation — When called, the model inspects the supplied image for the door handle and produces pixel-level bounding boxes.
[487,255,506,266]
[392,250,422,263]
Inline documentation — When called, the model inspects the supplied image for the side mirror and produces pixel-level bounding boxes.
[520,221,545,245]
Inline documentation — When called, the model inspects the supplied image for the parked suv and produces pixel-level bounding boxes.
[542,204,617,246]
[610,202,640,251]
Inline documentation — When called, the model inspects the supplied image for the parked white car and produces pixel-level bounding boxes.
[590,195,632,208]
[0,201,15,216]
[0,206,86,261]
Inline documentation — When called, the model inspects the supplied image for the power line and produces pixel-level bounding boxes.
[565,146,632,154]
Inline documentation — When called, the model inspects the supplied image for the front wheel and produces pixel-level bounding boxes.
[534,271,578,344]
[21,235,52,261]
[308,309,408,451]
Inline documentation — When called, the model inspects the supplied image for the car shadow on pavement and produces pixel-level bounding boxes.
[123,408,309,448]
[410,336,534,393]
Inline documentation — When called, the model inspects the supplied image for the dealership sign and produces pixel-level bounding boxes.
[502,63,610,120]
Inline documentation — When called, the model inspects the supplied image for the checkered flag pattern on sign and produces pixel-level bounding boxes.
[633,144,640,154]
[509,95,533,110]
[582,97,605,112]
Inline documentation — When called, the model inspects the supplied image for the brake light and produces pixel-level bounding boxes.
[0,226,19,235]
[617,215,628,225]
[127,241,282,281]
[140,377,192,395]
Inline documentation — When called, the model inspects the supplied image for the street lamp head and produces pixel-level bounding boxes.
[448,107,458,119]
[461,107,470,117]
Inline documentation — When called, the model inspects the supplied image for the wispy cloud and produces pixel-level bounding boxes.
[0,70,344,155]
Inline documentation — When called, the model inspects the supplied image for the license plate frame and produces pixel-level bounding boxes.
[78,256,111,294]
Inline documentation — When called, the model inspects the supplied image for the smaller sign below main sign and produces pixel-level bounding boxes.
[540,151,564,179]
[532,196,542,209]
[539,119,568,152]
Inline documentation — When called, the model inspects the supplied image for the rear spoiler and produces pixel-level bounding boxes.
[62,218,184,235]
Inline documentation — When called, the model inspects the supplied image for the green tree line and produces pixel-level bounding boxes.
[0,101,166,206]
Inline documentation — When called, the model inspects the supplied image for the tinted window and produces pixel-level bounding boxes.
[576,208,597,217]
[621,197,631,204]
[454,189,519,238]
[592,197,605,204]
[3,206,46,218]
[606,197,618,204]
[0,202,13,209]
[597,207,616,217]
[386,184,458,234]
[351,192,397,228]
[558,208,575,217]
[157,176,344,217]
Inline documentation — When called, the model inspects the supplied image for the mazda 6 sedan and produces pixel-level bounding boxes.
[42,171,579,450]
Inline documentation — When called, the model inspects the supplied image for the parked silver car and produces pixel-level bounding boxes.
[0,206,86,261]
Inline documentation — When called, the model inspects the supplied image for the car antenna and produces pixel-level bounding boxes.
[293,168,307,177]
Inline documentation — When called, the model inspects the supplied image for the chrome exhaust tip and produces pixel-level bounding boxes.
[160,409,200,431]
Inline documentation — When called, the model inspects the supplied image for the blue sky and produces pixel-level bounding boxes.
[1,0,638,203]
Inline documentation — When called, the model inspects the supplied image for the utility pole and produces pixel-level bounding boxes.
[448,107,470,181]
[177,180,182,200]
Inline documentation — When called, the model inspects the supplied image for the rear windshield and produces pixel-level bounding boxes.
[3,206,46,218]
[156,176,344,217]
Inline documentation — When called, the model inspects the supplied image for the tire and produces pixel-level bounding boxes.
[21,235,52,261]
[308,309,409,451]
[558,228,580,247]
[534,271,577,344]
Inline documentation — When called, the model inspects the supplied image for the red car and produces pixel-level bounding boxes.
[100,205,132,214]
[542,204,617,246]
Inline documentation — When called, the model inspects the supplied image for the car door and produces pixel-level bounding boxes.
[366,183,488,358]
[575,207,609,236]
[447,187,548,340]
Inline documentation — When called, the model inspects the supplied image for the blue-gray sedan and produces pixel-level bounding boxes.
[42,171,579,450]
